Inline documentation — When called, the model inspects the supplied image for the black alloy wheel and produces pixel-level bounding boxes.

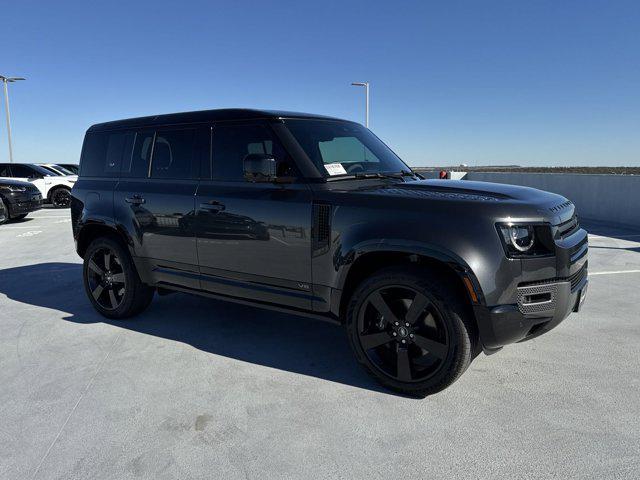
[357,285,449,383]
[86,247,126,310]
[51,188,71,208]
[346,267,476,397]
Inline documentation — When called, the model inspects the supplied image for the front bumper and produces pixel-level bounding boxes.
[476,219,589,351]
[7,193,43,217]
[475,267,588,350]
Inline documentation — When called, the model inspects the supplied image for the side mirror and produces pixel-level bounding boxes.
[29,173,44,180]
[243,154,278,183]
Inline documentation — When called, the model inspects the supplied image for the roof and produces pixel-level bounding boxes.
[88,108,349,132]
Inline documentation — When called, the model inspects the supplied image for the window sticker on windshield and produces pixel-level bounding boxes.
[324,163,347,176]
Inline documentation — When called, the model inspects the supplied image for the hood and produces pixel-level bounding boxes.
[360,179,575,224]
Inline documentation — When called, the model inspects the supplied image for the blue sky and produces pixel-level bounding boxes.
[1,0,638,166]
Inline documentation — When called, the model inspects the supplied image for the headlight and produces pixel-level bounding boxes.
[497,223,554,257]
[0,185,27,193]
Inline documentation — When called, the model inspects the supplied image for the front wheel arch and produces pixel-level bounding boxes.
[337,248,483,322]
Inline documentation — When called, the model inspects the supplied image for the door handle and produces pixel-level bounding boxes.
[125,194,146,205]
[199,200,225,212]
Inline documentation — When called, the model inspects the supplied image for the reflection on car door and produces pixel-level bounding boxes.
[114,126,208,289]
[195,122,315,310]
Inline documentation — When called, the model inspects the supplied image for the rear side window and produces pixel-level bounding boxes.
[80,131,134,177]
[150,129,196,179]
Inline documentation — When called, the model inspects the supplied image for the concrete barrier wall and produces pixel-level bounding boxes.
[464,172,640,227]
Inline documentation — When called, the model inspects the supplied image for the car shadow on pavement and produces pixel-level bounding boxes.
[0,262,392,395]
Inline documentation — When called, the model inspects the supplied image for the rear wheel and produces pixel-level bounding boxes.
[345,266,476,397]
[50,187,71,208]
[83,237,154,319]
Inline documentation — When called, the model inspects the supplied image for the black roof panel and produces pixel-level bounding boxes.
[88,108,350,132]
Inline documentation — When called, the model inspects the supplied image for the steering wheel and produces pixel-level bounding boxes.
[345,163,365,174]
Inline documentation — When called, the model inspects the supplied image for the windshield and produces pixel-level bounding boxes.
[38,165,63,176]
[284,120,410,177]
[51,165,75,175]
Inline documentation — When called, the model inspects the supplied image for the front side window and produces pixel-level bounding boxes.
[284,120,409,177]
[150,129,196,180]
[0,164,11,177]
[211,123,293,181]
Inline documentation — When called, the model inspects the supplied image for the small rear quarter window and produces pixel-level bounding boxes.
[80,131,134,177]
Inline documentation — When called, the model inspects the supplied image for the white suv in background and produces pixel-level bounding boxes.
[0,163,76,207]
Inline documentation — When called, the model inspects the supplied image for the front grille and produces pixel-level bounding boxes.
[569,262,588,291]
[555,214,580,239]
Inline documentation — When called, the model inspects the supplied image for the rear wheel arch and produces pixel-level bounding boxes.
[77,223,128,259]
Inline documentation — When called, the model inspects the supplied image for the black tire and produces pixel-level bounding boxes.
[49,186,71,208]
[345,266,477,397]
[83,236,154,319]
[11,213,28,221]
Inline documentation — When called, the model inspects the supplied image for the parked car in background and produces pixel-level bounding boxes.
[71,109,588,397]
[57,163,79,175]
[0,178,43,223]
[0,163,76,208]
[0,197,6,224]
[38,163,77,177]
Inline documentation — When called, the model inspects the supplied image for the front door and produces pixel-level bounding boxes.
[195,122,314,309]
[114,126,208,290]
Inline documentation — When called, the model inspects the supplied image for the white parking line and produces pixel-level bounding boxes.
[0,226,47,229]
[589,234,640,239]
[590,270,640,276]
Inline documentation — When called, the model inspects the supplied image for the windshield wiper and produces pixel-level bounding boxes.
[325,170,418,182]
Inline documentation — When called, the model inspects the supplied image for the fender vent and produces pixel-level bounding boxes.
[312,203,332,256]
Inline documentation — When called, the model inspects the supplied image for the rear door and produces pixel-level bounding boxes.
[114,125,208,290]
[195,122,314,309]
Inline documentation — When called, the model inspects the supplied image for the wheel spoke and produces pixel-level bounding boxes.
[405,293,429,325]
[360,331,393,350]
[369,291,399,324]
[104,252,112,271]
[412,334,448,359]
[111,272,125,284]
[396,346,412,381]
[88,260,104,276]
[108,288,118,308]
[91,284,104,300]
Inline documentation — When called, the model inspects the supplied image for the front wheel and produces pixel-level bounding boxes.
[345,267,477,397]
[83,237,154,319]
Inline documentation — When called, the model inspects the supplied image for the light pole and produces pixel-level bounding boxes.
[351,81,369,128]
[0,75,25,163]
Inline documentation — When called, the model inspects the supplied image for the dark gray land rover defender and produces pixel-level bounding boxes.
[70,109,588,396]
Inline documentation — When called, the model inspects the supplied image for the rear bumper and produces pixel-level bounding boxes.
[475,268,588,351]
